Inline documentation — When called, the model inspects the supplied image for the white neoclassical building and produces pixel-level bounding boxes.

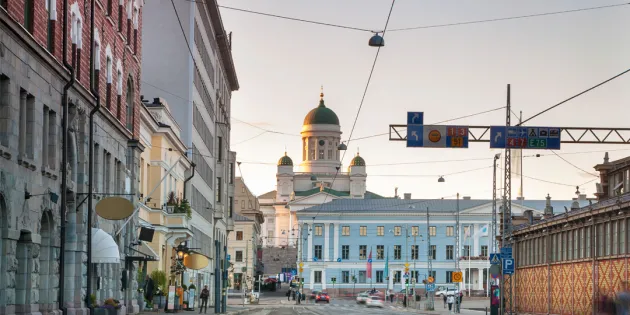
[259,91,384,264]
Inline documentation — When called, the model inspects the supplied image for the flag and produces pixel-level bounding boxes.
[474,225,489,237]
[384,248,389,279]
[463,226,471,240]
[367,249,373,279]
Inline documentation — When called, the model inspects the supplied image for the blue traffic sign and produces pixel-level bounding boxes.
[426,283,436,292]
[368,258,373,263]
[313,257,318,262]
[337,258,342,262]
[489,253,501,265]
[407,112,424,125]
[403,274,408,279]
[407,125,469,148]
[490,126,561,150]
[501,247,513,259]
[227,254,231,261]
[291,270,297,276]
[503,258,515,275]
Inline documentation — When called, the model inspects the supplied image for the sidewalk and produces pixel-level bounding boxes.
[137,305,251,315]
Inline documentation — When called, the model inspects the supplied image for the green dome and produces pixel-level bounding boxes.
[303,93,339,125]
[350,153,366,166]
[278,153,293,166]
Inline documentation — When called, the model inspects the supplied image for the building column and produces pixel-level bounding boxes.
[388,269,394,290]
[322,269,327,290]
[477,268,484,290]
[473,224,480,256]
[324,224,330,261]
[310,269,315,290]
[333,223,339,261]
[307,224,313,261]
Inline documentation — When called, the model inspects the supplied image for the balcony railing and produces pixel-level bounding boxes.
[458,255,489,261]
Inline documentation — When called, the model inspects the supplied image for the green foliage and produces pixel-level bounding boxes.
[89,294,97,307]
[174,199,192,219]
[188,284,196,290]
[181,284,188,291]
[151,270,167,296]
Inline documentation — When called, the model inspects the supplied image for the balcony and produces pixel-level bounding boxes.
[458,256,489,261]
[139,203,192,231]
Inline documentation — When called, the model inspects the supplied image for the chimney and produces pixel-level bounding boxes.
[523,210,534,225]
[462,196,471,200]
[544,194,554,218]
[571,198,580,211]
[404,193,411,200]
[394,187,399,199]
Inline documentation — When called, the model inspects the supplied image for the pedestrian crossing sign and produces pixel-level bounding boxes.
[489,253,501,265]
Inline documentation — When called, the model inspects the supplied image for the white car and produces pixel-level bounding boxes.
[356,293,369,304]
[366,296,384,308]
[435,287,459,298]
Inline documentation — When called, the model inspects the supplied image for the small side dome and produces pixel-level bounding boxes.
[350,153,366,166]
[278,152,293,166]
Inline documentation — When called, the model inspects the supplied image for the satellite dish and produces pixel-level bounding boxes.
[95,197,134,220]
[183,253,210,270]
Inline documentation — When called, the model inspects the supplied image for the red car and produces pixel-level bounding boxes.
[315,292,330,303]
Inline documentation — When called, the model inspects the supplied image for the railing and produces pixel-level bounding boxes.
[458,256,489,261]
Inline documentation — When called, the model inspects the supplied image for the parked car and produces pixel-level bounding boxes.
[356,293,369,304]
[309,290,321,300]
[315,292,330,303]
[435,287,459,298]
[366,296,384,308]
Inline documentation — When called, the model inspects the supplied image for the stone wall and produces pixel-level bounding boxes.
[261,247,298,275]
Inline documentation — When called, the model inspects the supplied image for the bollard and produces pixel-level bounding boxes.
[486,306,488,315]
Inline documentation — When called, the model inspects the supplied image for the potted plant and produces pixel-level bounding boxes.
[166,192,177,213]
[175,199,192,219]
[94,298,122,315]
[151,270,167,308]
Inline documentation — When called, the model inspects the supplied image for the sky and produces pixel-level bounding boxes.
[219,0,630,200]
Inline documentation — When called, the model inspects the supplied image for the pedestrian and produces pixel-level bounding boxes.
[457,292,463,313]
[388,289,394,303]
[447,294,455,312]
[199,285,209,314]
[443,294,447,308]
[143,275,154,308]
[617,281,630,315]
[286,290,291,301]
[403,294,407,307]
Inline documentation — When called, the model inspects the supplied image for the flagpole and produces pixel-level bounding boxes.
[370,246,373,288]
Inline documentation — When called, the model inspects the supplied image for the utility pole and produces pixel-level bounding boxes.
[456,193,461,311]
[244,240,248,307]
[492,153,500,253]
[426,207,434,310]
[296,227,303,305]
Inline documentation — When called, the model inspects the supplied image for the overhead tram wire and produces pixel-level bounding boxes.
[213,2,629,34]
[310,0,397,222]
[550,151,599,177]
[519,67,630,125]
[387,2,630,32]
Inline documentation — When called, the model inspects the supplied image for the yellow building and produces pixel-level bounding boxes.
[228,177,264,292]
[136,98,194,287]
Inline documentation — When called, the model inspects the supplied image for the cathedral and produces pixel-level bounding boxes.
[258,91,383,253]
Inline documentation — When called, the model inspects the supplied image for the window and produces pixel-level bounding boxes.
[377,226,384,236]
[314,271,322,283]
[359,245,367,260]
[394,245,401,259]
[411,226,419,236]
[613,222,619,256]
[310,150,315,160]
[358,271,366,283]
[236,231,243,241]
[430,245,436,260]
[342,271,350,283]
[0,75,9,147]
[216,177,222,203]
[267,230,273,239]
[18,89,35,160]
[327,149,332,159]
[377,245,384,259]
[360,226,367,236]
[394,271,401,283]
[481,245,488,257]
[411,245,419,260]
[446,226,454,236]
[342,245,349,260]
[218,137,223,161]
[429,226,436,236]
[376,270,384,283]
[411,271,419,282]
[394,226,402,236]
[0,0,5,9]
[228,197,233,218]
[314,245,322,260]
[446,271,453,283]
[42,106,50,167]
[24,0,35,32]
[46,0,56,52]
[318,150,324,159]
[125,77,134,131]
[621,220,626,254]
[106,57,113,109]
[446,245,454,260]
[240,200,245,209]
[463,245,470,257]
[235,251,243,262]
[229,163,234,184]
[314,226,322,236]
[342,226,350,236]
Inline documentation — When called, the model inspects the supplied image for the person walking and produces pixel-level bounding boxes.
[143,275,154,308]
[443,294,447,308]
[199,285,210,314]
[447,294,455,312]
[617,281,630,315]
[286,289,291,301]
[387,289,394,303]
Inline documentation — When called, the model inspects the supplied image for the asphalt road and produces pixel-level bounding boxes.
[243,304,413,315]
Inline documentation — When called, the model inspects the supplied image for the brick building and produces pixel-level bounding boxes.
[512,153,630,314]
[1,0,145,314]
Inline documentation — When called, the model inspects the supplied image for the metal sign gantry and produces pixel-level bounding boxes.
[388,85,630,314]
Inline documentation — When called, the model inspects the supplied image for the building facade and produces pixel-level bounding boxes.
[295,196,588,296]
[512,153,630,314]
[1,0,145,314]
[141,0,239,311]
[228,177,264,291]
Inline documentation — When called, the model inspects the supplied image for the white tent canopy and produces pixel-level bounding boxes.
[91,228,120,264]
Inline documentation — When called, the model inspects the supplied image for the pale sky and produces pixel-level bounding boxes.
[220,0,630,200]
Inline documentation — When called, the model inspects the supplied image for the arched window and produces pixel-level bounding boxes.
[125,76,134,132]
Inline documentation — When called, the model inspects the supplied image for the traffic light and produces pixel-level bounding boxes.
[405,278,409,288]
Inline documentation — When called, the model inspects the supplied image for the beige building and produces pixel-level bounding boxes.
[228,178,264,291]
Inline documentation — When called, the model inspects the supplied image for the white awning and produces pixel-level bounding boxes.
[91,228,120,264]
[137,241,160,261]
